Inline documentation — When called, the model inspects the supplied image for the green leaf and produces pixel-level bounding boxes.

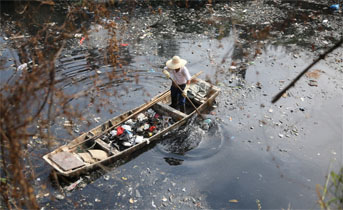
[327,197,337,205]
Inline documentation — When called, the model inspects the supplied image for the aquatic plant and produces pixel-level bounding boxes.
[317,167,343,210]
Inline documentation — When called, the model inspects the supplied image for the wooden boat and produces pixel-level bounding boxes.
[43,73,220,177]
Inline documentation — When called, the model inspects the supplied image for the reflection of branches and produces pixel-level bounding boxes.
[8,40,65,131]
[272,38,343,103]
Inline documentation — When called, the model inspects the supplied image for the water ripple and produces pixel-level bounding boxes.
[154,116,226,164]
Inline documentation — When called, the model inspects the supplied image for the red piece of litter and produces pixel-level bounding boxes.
[149,126,156,132]
[79,37,85,45]
[117,126,124,135]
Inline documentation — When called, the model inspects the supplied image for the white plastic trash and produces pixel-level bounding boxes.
[137,125,144,133]
[122,141,132,147]
[143,123,150,130]
[110,130,117,136]
[137,113,147,122]
[135,136,144,144]
[147,109,156,117]
[17,63,28,71]
[74,33,83,38]
[126,119,134,125]
[122,125,132,131]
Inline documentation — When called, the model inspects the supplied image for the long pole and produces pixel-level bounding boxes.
[169,77,204,119]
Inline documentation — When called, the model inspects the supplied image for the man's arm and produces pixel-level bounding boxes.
[183,67,191,95]
[182,66,191,82]
[163,66,171,79]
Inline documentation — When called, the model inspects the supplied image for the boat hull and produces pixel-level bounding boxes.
[43,77,220,177]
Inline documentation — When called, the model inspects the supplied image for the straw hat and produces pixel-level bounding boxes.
[166,56,187,69]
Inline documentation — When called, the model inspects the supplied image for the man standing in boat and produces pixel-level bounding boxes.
[163,55,191,113]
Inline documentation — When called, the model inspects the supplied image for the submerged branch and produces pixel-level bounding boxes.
[272,38,343,104]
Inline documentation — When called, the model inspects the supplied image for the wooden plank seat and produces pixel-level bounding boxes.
[153,102,187,121]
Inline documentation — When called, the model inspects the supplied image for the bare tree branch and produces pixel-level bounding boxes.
[272,38,343,104]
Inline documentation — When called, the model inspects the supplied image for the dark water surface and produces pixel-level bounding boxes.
[1,1,342,209]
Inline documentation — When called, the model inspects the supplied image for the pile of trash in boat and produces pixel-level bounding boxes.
[98,108,174,151]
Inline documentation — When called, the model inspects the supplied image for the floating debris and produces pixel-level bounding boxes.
[79,37,85,45]
[308,80,318,87]
[17,63,28,71]
[136,189,142,198]
[94,117,101,123]
[152,200,156,208]
[65,178,83,191]
[74,33,83,38]
[305,70,323,79]
[229,199,239,203]
[55,194,65,200]
[63,120,72,127]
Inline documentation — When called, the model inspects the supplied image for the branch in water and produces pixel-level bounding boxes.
[272,38,343,104]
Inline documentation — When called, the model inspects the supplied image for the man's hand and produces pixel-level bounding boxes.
[163,70,170,79]
[182,84,189,97]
